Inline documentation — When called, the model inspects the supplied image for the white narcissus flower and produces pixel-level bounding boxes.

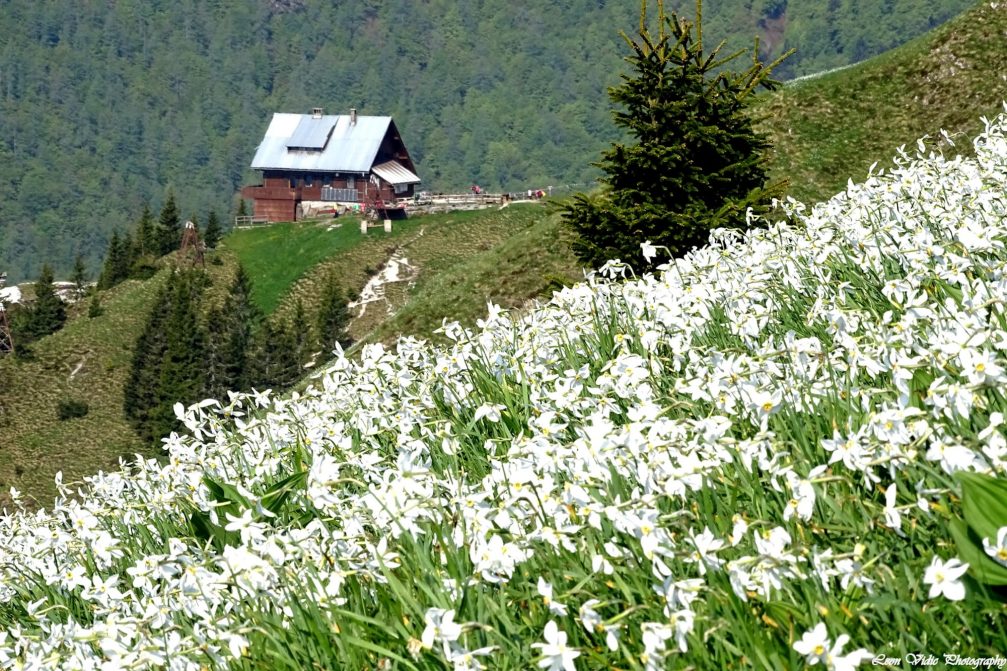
[421,609,462,651]
[641,240,658,263]
[531,621,579,671]
[922,556,970,601]
[537,577,569,617]
[794,624,872,670]
[882,483,904,536]
[982,527,1007,567]
[794,623,830,665]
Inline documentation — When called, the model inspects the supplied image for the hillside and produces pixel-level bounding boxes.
[759,0,1007,204]
[0,204,581,506]
[2,112,1007,668]
[0,0,974,282]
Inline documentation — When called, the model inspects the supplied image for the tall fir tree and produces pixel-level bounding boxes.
[249,318,300,389]
[204,210,222,249]
[205,264,258,399]
[70,254,88,300]
[316,273,352,351]
[25,264,67,340]
[98,231,130,289]
[149,272,208,441]
[562,0,791,272]
[155,190,182,256]
[133,203,155,260]
[124,283,171,442]
[125,271,209,445]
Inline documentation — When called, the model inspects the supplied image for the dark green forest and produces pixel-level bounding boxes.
[0,0,974,282]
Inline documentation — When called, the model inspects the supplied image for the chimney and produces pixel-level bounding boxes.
[311,107,324,118]
[350,108,357,126]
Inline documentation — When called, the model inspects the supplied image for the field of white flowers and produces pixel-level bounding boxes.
[3,115,1007,670]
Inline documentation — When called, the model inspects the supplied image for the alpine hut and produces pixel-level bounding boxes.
[241,107,421,222]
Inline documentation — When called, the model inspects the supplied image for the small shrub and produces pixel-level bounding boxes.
[88,294,104,319]
[57,399,89,421]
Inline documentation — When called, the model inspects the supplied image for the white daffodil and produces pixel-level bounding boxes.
[537,577,569,616]
[531,621,579,671]
[421,608,463,651]
[982,527,1007,567]
[922,556,970,601]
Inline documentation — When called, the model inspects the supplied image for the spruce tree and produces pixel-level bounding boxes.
[204,210,222,249]
[248,318,299,389]
[124,283,171,442]
[122,231,136,272]
[562,0,791,272]
[316,273,352,351]
[155,190,182,256]
[133,204,155,259]
[205,264,258,399]
[70,254,88,300]
[98,231,129,289]
[130,205,159,280]
[149,272,208,440]
[26,264,67,339]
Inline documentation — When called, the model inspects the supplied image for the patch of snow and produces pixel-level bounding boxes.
[349,253,418,318]
[0,286,21,305]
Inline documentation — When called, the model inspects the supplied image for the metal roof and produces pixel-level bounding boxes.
[372,160,421,185]
[250,113,392,172]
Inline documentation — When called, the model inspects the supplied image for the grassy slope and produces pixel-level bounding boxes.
[1,205,581,506]
[759,1,1007,204]
[261,205,583,349]
[224,217,417,314]
[364,208,582,345]
[0,277,167,507]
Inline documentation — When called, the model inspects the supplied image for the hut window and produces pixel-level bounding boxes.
[346,176,355,189]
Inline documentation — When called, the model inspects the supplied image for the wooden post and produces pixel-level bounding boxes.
[384,219,392,233]
[360,219,368,234]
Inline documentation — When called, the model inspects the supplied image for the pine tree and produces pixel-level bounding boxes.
[316,273,352,351]
[25,264,67,340]
[205,264,258,399]
[88,292,104,319]
[155,189,182,256]
[133,203,155,259]
[98,231,130,289]
[248,318,299,389]
[71,254,88,300]
[124,283,170,441]
[562,0,791,272]
[122,230,136,272]
[149,272,208,440]
[130,204,159,280]
[204,210,222,248]
[125,271,210,445]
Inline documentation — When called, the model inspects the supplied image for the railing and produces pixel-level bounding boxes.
[234,215,271,228]
[321,187,360,202]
